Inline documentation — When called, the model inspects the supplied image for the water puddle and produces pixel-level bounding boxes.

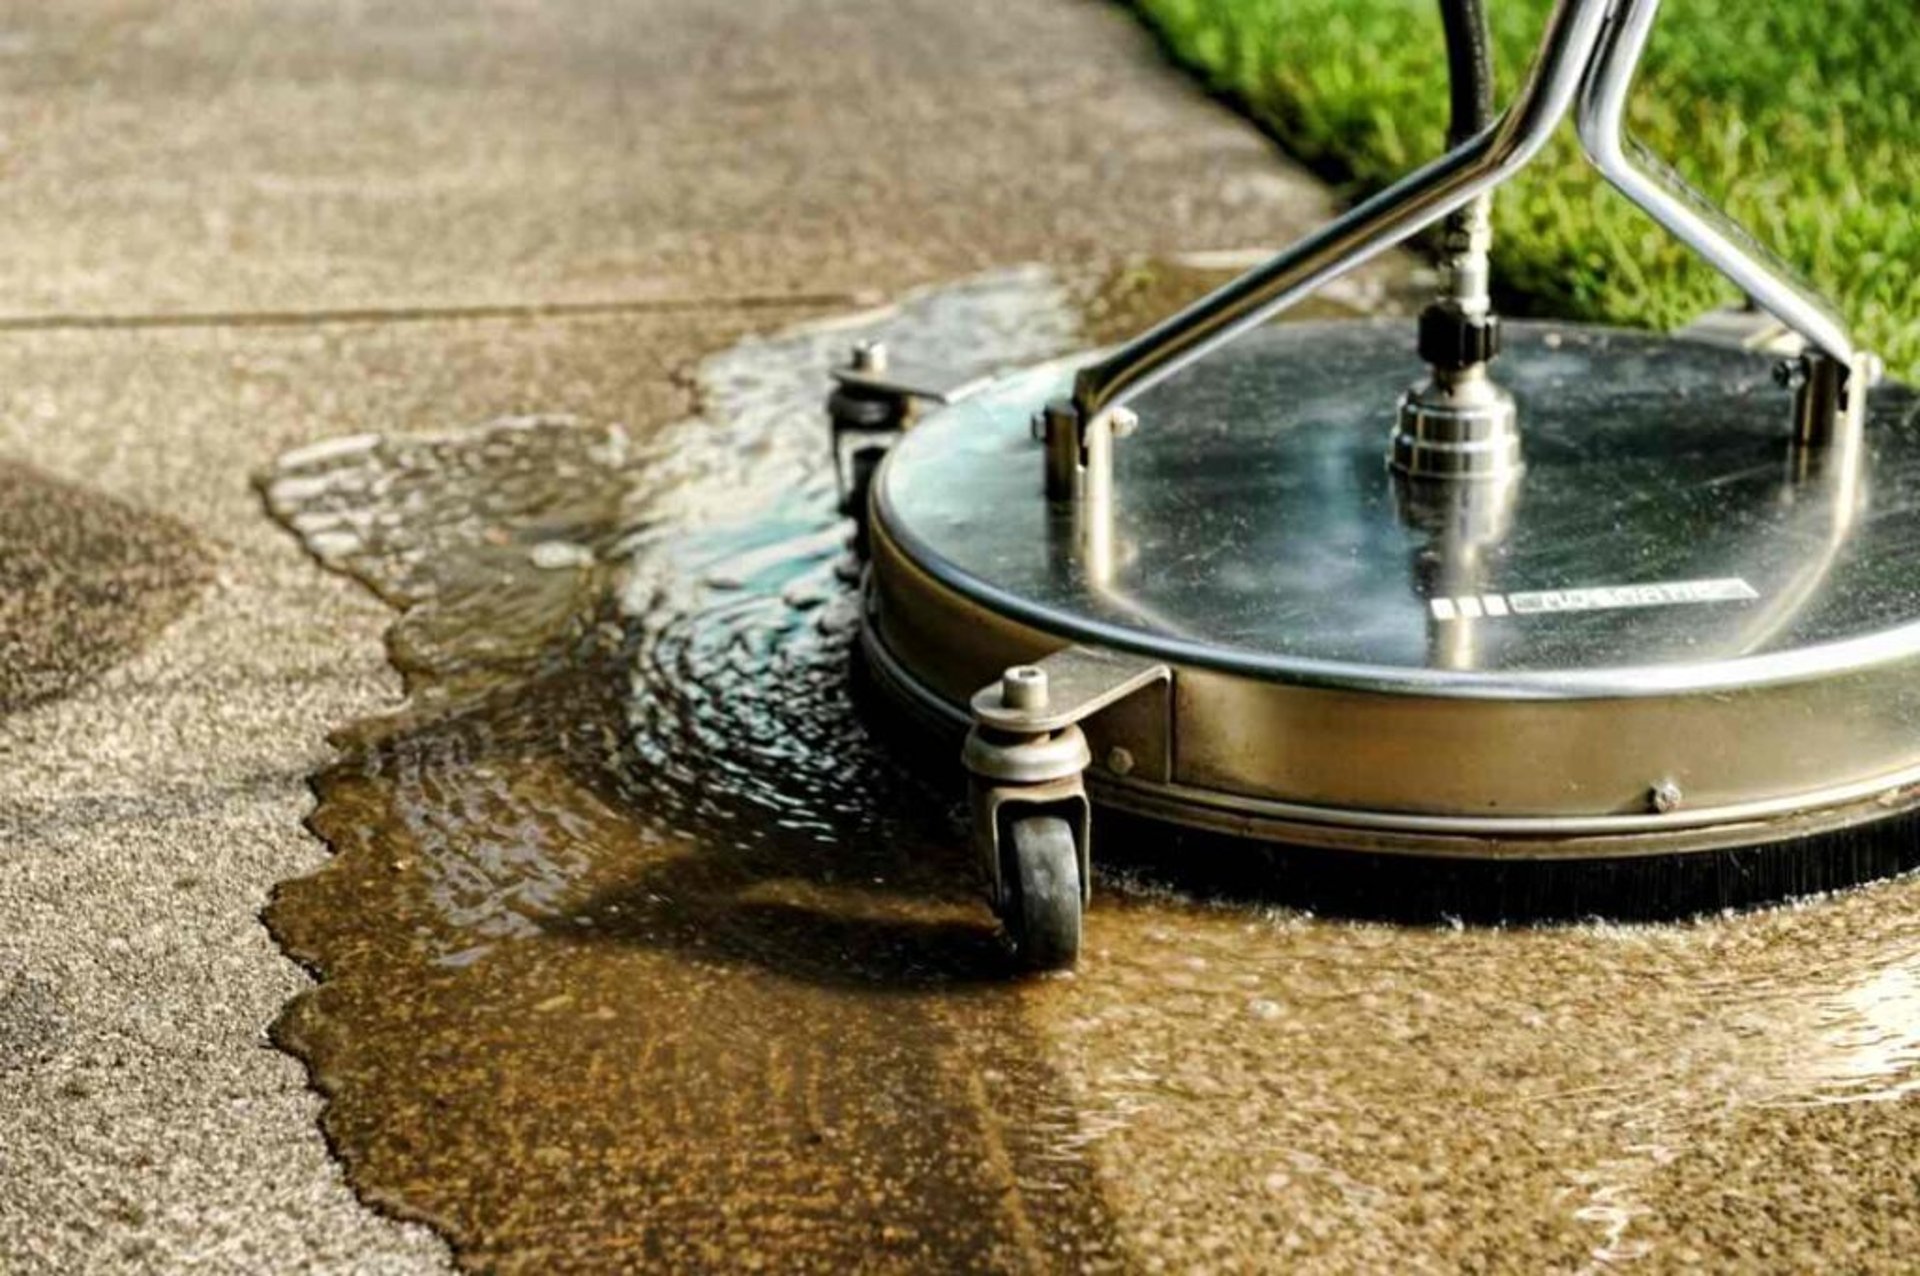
[263,271,1122,1271]
[264,265,1920,1271]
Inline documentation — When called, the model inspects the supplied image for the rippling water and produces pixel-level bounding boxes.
[264,268,1920,1272]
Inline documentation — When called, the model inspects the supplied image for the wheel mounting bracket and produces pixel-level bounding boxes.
[963,646,1172,910]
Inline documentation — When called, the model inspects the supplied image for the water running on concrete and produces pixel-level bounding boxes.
[263,268,1920,1271]
[263,272,1121,1271]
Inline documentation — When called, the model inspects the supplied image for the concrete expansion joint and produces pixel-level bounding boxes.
[0,290,875,336]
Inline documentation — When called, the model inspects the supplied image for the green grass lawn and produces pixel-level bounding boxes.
[1133,0,1920,377]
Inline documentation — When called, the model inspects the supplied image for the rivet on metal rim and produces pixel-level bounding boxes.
[1649,781,1684,814]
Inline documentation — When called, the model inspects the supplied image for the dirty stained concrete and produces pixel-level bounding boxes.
[0,462,211,716]
[0,1,1377,1271]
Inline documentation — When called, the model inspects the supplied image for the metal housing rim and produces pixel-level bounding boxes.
[864,320,1920,851]
[859,617,1920,861]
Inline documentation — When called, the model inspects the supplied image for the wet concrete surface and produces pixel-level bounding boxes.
[263,276,1119,1270]
[262,272,1920,1271]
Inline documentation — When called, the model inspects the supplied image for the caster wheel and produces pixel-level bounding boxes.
[1001,814,1082,971]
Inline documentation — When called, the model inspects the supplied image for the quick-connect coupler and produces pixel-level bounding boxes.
[1392,301,1521,481]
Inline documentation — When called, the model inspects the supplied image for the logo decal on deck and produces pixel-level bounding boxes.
[1429,577,1758,621]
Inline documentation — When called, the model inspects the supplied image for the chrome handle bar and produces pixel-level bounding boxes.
[1070,0,1862,425]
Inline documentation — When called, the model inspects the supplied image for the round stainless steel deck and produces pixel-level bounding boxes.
[866,320,1920,858]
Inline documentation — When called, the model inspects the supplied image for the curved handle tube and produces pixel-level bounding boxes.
[1072,0,1616,420]
[1574,0,1855,363]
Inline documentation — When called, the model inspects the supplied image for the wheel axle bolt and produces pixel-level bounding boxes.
[851,340,887,373]
[1001,665,1048,710]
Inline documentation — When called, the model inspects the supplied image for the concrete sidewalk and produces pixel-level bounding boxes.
[0,2,1371,1270]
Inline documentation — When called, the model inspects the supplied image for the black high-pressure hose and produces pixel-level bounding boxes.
[1438,0,1495,144]
[1424,0,1498,360]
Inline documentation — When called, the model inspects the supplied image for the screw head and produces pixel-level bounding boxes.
[1107,407,1140,439]
[1649,781,1683,814]
[1000,664,1048,710]
[851,340,887,373]
[1106,746,1135,776]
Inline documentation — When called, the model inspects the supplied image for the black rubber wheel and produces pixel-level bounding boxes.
[1003,815,1083,971]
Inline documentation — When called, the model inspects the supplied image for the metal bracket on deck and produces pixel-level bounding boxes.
[827,341,992,553]
[1677,301,1806,356]
[970,645,1170,739]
